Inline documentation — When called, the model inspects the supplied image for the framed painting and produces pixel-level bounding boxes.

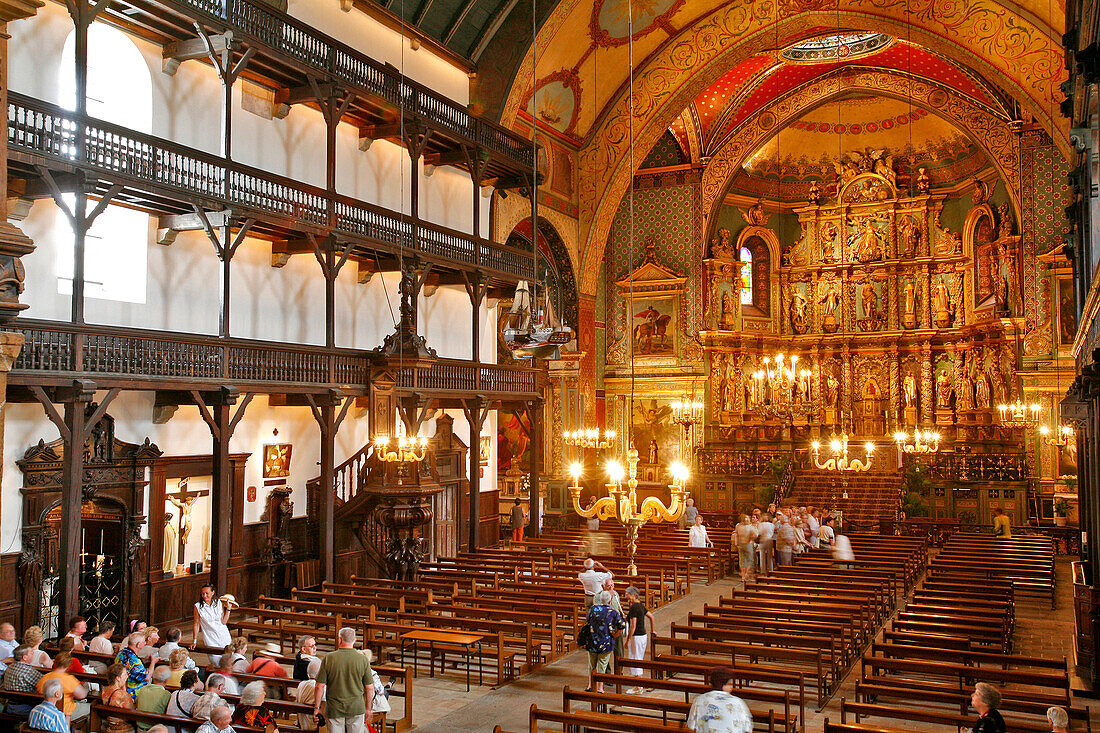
[1057,276,1077,347]
[262,444,292,478]
[628,295,678,358]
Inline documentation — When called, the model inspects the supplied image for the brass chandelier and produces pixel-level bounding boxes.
[373,434,428,463]
[810,433,875,472]
[997,399,1041,429]
[563,428,617,450]
[1039,423,1075,447]
[751,353,811,419]
[893,428,940,454]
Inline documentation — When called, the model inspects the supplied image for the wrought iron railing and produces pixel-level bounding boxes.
[5,319,536,394]
[164,0,533,167]
[697,449,806,476]
[7,93,535,280]
[904,451,1029,482]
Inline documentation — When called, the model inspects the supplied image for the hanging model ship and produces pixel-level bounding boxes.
[503,280,573,359]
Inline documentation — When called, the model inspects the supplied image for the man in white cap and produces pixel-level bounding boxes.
[578,558,613,608]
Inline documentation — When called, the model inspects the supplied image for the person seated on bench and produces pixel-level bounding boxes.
[579,558,613,609]
[686,667,753,733]
[88,621,116,673]
[293,636,319,681]
[1047,706,1069,733]
[63,616,88,653]
[165,648,192,687]
[0,623,18,673]
[37,651,89,722]
[166,670,204,718]
[28,678,68,733]
[22,626,51,669]
[204,673,237,701]
[135,665,172,731]
[583,590,625,694]
[992,507,1012,538]
[192,690,232,721]
[197,703,236,733]
[235,680,281,733]
[1,644,43,715]
[971,682,1006,733]
[157,629,197,672]
[295,658,322,730]
[56,638,86,674]
[101,662,136,733]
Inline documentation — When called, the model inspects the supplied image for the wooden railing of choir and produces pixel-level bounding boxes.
[4,318,539,396]
[697,449,806,475]
[7,93,535,281]
[143,0,532,168]
[904,451,1029,481]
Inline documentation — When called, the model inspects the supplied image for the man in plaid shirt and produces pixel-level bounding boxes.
[1,644,43,715]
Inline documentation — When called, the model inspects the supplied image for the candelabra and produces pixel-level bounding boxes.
[1039,423,1075,447]
[568,451,689,575]
[751,353,811,419]
[893,428,940,454]
[563,428,616,450]
[373,434,428,463]
[810,434,874,472]
[670,397,704,464]
[997,399,1041,429]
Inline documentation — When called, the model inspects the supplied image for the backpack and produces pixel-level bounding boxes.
[577,623,593,650]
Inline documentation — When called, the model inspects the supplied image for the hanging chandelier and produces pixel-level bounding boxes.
[1039,423,1075,447]
[670,398,704,427]
[569,454,689,575]
[563,428,617,450]
[751,353,811,419]
[997,399,1041,429]
[373,434,428,463]
[893,428,940,454]
[810,434,874,472]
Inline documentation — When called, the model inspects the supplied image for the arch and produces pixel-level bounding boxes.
[738,245,753,304]
[733,225,778,316]
[564,10,1062,293]
[504,216,579,330]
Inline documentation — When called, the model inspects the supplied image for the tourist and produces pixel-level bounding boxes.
[293,635,319,681]
[88,621,116,672]
[115,631,151,699]
[623,586,654,694]
[55,638,86,674]
[313,627,374,733]
[579,557,614,608]
[757,513,775,575]
[101,663,136,733]
[28,679,69,733]
[1047,706,1069,733]
[22,625,51,668]
[201,673,235,707]
[689,515,713,548]
[364,649,391,721]
[129,620,148,635]
[191,585,233,663]
[992,506,1012,538]
[192,689,231,721]
[37,651,89,721]
[295,658,322,730]
[819,516,836,547]
[166,670,204,718]
[582,589,625,694]
[246,643,288,679]
[833,532,855,568]
[134,666,172,731]
[64,616,88,652]
[137,627,160,668]
[166,648,192,687]
[679,497,698,530]
[197,704,235,733]
[807,508,821,548]
[775,515,796,567]
[0,623,18,672]
[234,681,280,731]
[686,667,753,733]
[970,682,1006,733]
[734,515,758,582]
[209,649,240,692]
[585,498,601,530]
[792,518,812,554]
[229,637,250,672]
[1,644,43,714]
[510,498,527,542]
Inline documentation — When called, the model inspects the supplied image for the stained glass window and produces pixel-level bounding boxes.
[740,247,753,304]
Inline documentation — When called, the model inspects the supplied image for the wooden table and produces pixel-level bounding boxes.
[398,628,485,691]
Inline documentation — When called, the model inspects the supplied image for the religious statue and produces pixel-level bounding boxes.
[974,363,991,410]
[955,359,975,411]
[936,370,953,410]
[903,280,917,327]
[971,178,991,205]
[992,251,1010,314]
[821,222,838,263]
[742,200,772,226]
[808,180,822,205]
[790,289,808,333]
[990,364,1008,404]
[900,217,921,258]
[849,217,884,262]
[723,366,738,413]
[168,493,198,546]
[163,513,177,574]
[934,277,953,327]
[916,167,930,194]
[819,280,840,333]
[997,202,1014,239]
[861,282,878,319]
[871,150,897,186]
[648,439,659,464]
[711,228,735,259]
[903,372,917,409]
[720,291,736,328]
[825,372,840,409]
[835,156,862,184]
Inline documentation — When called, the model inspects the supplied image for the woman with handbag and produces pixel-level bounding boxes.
[583,590,625,694]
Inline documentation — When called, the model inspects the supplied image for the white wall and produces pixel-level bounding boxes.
[0,4,504,553]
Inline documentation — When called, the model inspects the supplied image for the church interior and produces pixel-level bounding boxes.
[0,0,1099,729]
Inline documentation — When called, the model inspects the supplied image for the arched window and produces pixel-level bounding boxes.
[739,246,753,304]
[57,24,151,304]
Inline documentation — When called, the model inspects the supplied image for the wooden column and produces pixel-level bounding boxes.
[307,392,353,583]
[462,398,489,551]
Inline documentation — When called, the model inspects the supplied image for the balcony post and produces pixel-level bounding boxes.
[462,397,489,551]
[307,390,352,584]
[526,397,542,538]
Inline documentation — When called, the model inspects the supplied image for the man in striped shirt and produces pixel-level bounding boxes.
[28,679,68,733]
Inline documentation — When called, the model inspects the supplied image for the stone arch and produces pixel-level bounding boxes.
[566,8,1062,293]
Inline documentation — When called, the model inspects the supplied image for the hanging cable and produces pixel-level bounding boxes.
[626,0,637,452]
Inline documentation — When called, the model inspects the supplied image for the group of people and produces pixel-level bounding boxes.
[0,585,387,733]
[734,505,849,581]
[577,559,655,694]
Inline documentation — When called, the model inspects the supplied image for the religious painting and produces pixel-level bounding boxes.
[971,209,998,306]
[631,400,676,465]
[1058,277,1077,346]
[262,444,292,478]
[629,296,678,358]
[479,436,492,465]
[497,411,531,472]
[1058,439,1078,478]
[526,71,580,134]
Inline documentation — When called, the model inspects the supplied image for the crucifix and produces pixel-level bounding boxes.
[167,478,210,565]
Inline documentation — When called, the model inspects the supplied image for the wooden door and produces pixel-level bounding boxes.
[433,484,458,559]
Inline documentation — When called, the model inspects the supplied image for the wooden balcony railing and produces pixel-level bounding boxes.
[163,0,533,167]
[7,92,535,280]
[5,319,539,396]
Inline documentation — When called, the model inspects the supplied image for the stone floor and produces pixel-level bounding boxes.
[397,556,1094,733]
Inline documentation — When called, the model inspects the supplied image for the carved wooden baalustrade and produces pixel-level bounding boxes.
[17,411,160,635]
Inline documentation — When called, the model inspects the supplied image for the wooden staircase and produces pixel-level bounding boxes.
[306,442,388,575]
[785,467,904,528]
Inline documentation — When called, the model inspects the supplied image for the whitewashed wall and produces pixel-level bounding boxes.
[0,3,503,553]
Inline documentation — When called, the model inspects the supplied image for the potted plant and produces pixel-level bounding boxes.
[1053,497,1072,526]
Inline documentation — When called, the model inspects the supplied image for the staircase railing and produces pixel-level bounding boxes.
[306,441,388,572]
[774,459,797,505]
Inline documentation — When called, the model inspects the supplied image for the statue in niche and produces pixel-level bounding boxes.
[955,357,975,411]
[168,493,198,546]
[936,369,953,410]
[723,366,738,413]
[903,280,917,328]
[720,291,736,328]
[971,178,991,205]
[821,222,838,263]
[825,371,840,409]
[808,180,822,205]
[990,362,1008,404]
[859,380,882,436]
[780,244,792,267]
[163,513,177,574]
[900,217,921,258]
[790,289,808,334]
[819,281,840,333]
[714,357,727,414]
[903,372,917,409]
[992,251,1010,314]
[648,439,659,464]
[849,218,884,262]
[916,167,931,194]
[861,282,878,318]
[997,202,1014,239]
[974,360,991,410]
[934,277,953,328]
[711,228,735,259]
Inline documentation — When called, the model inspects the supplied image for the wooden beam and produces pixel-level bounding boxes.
[162,32,231,75]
